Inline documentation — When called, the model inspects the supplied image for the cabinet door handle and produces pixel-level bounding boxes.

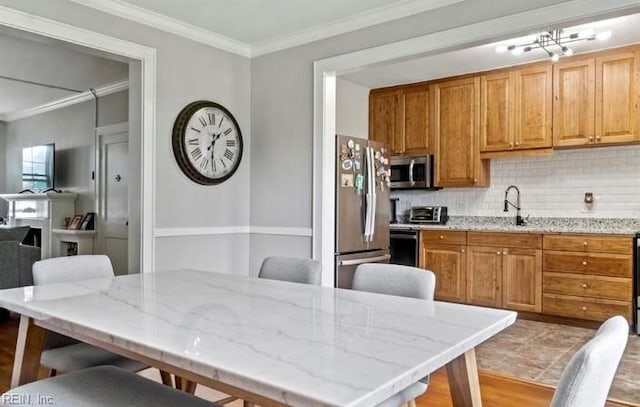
[582,241,588,246]
[581,306,588,311]
[596,136,601,141]
[588,136,594,142]
[496,251,501,255]
[461,249,465,253]
[581,283,588,288]
[514,141,519,146]
[582,261,588,266]
[439,235,444,239]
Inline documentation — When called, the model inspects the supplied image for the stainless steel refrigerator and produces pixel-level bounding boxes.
[335,135,390,288]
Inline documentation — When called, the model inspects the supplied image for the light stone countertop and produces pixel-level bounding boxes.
[0,270,516,407]
[391,216,640,235]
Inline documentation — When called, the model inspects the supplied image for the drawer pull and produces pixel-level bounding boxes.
[581,283,588,289]
[582,241,588,246]
[496,251,501,255]
[461,249,465,253]
[439,235,444,239]
[581,306,587,311]
[582,261,588,266]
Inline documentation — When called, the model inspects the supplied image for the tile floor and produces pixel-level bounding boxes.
[476,319,640,404]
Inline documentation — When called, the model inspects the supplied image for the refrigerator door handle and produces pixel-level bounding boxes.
[368,147,377,241]
[363,147,372,241]
[338,254,391,266]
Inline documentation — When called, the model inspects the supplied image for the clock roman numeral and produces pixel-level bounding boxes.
[200,158,209,169]
[198,116,207,127]
[218,117,224,128]
[187,138,199,146]
[213,160,217,172]
[224,128,232,136]
[207,113,215,126]
[226,140,236,147]
[190,147,203,161]
[221,159,227,168]
[224,149,234,161]
[190,126,201,133]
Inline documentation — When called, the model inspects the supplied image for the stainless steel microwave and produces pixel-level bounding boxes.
[389,156,438,190]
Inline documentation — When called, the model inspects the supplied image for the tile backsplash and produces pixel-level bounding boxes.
[392,145,640,219]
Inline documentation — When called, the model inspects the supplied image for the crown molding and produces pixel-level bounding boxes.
[251,0,462,57]
[2,80,128,122]
[67,0,461,58]
[67,0,251,57]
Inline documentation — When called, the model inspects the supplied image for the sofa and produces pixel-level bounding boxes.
[0,226,41,321]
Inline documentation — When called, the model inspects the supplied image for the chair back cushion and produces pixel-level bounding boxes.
[0,226,30,242]
[258,256,321,285]
[352,263,435,300]
[550,315,629,407]
[33,255,114,285]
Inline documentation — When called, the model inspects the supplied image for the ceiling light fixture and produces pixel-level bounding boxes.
[495,28,612,61]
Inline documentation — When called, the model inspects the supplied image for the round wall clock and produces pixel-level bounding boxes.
[172,100,243,185]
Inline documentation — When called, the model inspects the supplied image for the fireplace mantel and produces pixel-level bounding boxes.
[0,192,78,259]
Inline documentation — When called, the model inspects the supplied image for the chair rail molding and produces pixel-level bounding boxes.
[154,226,312,238]
[313,0,640,287]
[1,80,129,122]
[0,5,157,274]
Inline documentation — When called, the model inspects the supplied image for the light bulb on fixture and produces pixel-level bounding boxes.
[549,52,560,62]
[596,30,612,41]
[562,46,574,56]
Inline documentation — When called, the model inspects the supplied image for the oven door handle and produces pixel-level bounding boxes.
[338,254,391,266]
[391,234,418,240]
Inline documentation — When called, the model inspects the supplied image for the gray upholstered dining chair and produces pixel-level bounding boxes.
[258,256,322,285]
[550,315,629,407]
[1,366,219,407]
[31,255,171,384]
[352,263,436,407]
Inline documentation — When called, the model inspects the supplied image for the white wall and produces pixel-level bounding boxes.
[0,0,252,274]
[336,78,369,138]
[392,145,640,219]
[4,90,128,214]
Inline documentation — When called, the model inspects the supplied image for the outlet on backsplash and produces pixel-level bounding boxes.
[582,193,597,212]
[455,200,466,213]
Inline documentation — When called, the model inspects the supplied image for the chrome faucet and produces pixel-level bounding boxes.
[504,185,526,226]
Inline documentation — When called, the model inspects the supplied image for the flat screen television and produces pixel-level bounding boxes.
[22,143,55,191]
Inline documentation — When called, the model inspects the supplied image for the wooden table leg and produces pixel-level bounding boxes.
[174,375,197,394]
[446,348,483,407]
[11,316,46,388]
[159,370,173,387]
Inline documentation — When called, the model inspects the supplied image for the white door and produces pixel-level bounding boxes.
[97,123,128,275]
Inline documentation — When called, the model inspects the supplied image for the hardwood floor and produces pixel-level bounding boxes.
[416,368,636,407]
[0,317,637,406]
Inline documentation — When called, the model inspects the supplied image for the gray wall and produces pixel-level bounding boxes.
[249,0,576,272]
[3,90,128,214]
[0,121,6,217]
[336,78,369,138]
[0,0,252,274]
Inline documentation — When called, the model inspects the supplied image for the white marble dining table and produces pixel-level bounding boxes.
[0,269,516,407]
